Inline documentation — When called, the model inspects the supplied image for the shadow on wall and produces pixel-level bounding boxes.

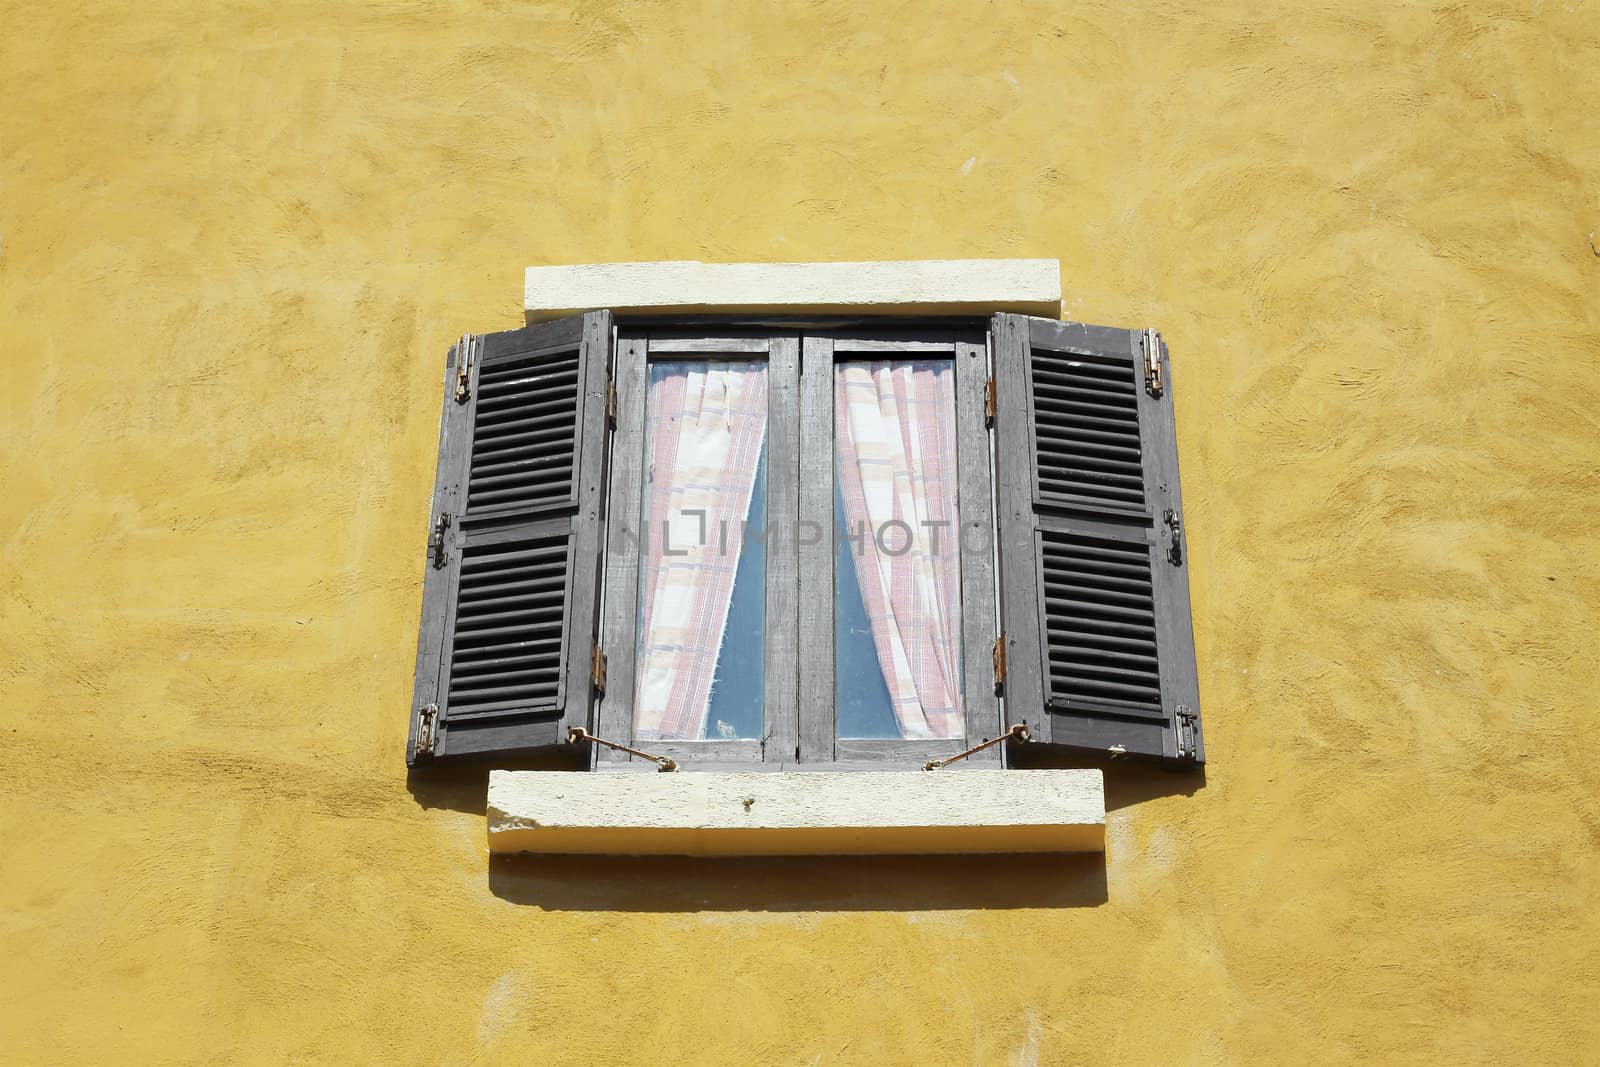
[408,756,1203,913]
[487,851,1109,912]
[1010,748,1208,814]
[406,754,574,816]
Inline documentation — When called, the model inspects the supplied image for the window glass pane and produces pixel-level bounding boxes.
[635,360,767,741]
[834,359,964,740]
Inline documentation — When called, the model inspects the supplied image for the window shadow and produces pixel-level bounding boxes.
[405,750,581,817]
[1104,763,1207,813]
[1009,747,1208,812]
[407,765,489,815]
[488,850,1107,912]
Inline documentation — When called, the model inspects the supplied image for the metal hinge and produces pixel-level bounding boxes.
[591,646,608,693]
[1164,508,1183,566]
[606,377,617,428]
[429,513,451,569]
[1174,704,1198,761]
[1143,328,1164,398]
[984,376,997,426]
[415,703,439,760]
[453,333,477,404]
[992,633,1007,692]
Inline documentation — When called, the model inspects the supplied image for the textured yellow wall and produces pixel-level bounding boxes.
[3,1,1598,1063]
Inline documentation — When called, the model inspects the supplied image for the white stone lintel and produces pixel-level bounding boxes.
[487,768,1104,856]
[523,259,1062,323]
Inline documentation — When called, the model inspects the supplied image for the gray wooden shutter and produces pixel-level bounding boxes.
[992,314,1203,764]
[407,311,613,766]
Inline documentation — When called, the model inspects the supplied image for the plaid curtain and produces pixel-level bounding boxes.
[635,361,768,741]
[835,360,964,739]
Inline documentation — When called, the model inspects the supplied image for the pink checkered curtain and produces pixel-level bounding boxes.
[635,362,768,741]
[834,361,964,739]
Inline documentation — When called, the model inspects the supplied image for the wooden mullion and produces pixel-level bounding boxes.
[797,334,836,763]
[765,335,802,764]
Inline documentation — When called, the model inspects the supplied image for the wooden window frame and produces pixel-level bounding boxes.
[592,321,1002,772]
[593,327,801,770]
[798,327,1002,769]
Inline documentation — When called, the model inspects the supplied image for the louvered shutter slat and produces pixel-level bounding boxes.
[993,314,1204,764]
[408,312,612,766]
[464,343,585,518]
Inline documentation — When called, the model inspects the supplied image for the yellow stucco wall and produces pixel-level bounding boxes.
[3,1,1598,1063]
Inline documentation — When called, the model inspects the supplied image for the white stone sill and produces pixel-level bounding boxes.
[487,768,1104,857]
[523,259,1062,323]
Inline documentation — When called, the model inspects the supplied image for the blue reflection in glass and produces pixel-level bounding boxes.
[833,477,899,739]
[700,445,766,739]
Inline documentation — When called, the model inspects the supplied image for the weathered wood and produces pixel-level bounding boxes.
[594,334,648,764]
[594,758,1010,774]
[797,334,836,762]
[505,312,585,348]
[597,329,794,766]
[828,335,956,354]
[441,717,570,759]
[832,738,963,763]
[953,330,1004,759]
[407,339,469,765]
[414,313,612,765]
[1142,332,1204,763]
[995,315,1205,766]
[479,335,584,367]
[460,326,588,525]
[488,767,1106,855]
[1033,712,1168,758]
[646,336,774,353]
[797,328,1003,764]
[991,314,1051,745]
[561,310,613,742]
[416,313,1200,772]
[634,739,765,766]
[765,335,802,763]
[1026,316,1131,357]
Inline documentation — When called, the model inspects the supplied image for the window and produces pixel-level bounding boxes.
[633,357,768,743]
[832,357,964,742]
[408,312,1203,770]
